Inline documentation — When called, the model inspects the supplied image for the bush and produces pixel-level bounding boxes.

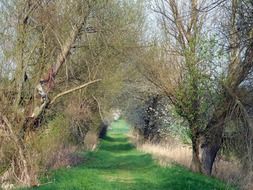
[83,131,99,151]
[31,115,71,169]
[126,94,190,144]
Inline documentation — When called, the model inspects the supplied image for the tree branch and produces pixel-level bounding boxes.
[50,79,102,105]
[92,95,105,122]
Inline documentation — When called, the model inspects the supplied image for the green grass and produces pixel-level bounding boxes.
[29,120,235,190]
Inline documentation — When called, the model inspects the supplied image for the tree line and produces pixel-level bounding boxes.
[0,0,253,189]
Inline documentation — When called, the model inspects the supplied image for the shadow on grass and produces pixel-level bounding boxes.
[103,136,129,143]
[101,142,135,152]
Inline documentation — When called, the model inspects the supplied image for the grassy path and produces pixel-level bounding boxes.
[33,120,234,190]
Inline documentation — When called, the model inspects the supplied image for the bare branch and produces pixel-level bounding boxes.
[50,79,102,105]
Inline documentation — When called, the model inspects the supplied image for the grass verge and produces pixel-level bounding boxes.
[26,120,235,190]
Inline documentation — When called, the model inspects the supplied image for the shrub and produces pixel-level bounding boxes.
[83,131,99,151]
[31,115,72,170]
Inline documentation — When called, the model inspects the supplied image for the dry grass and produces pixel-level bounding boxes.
[137,141,191,168]
[46,146,83,170]
[130,132,253,190]
[46,130,100,170]
[213,158,253,190]
[83,131,99,151]
[129,132,191,167]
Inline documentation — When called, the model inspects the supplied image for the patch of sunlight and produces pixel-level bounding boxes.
[109,119,130,134]
[100,171,135,184]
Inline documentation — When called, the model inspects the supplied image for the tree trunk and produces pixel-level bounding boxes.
[190,133,202,173]
[22,11,91,133]
[1,115,33,186]
[190,108,226,175]
[200,140,221,175]
[191,133,222,175]
[200,113,225,175]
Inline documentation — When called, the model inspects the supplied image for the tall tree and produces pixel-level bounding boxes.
[0,0,101,186]
[200,0,253,175]
[147,0,253,175]
[0,0,145,186]
[145,0,214,174]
